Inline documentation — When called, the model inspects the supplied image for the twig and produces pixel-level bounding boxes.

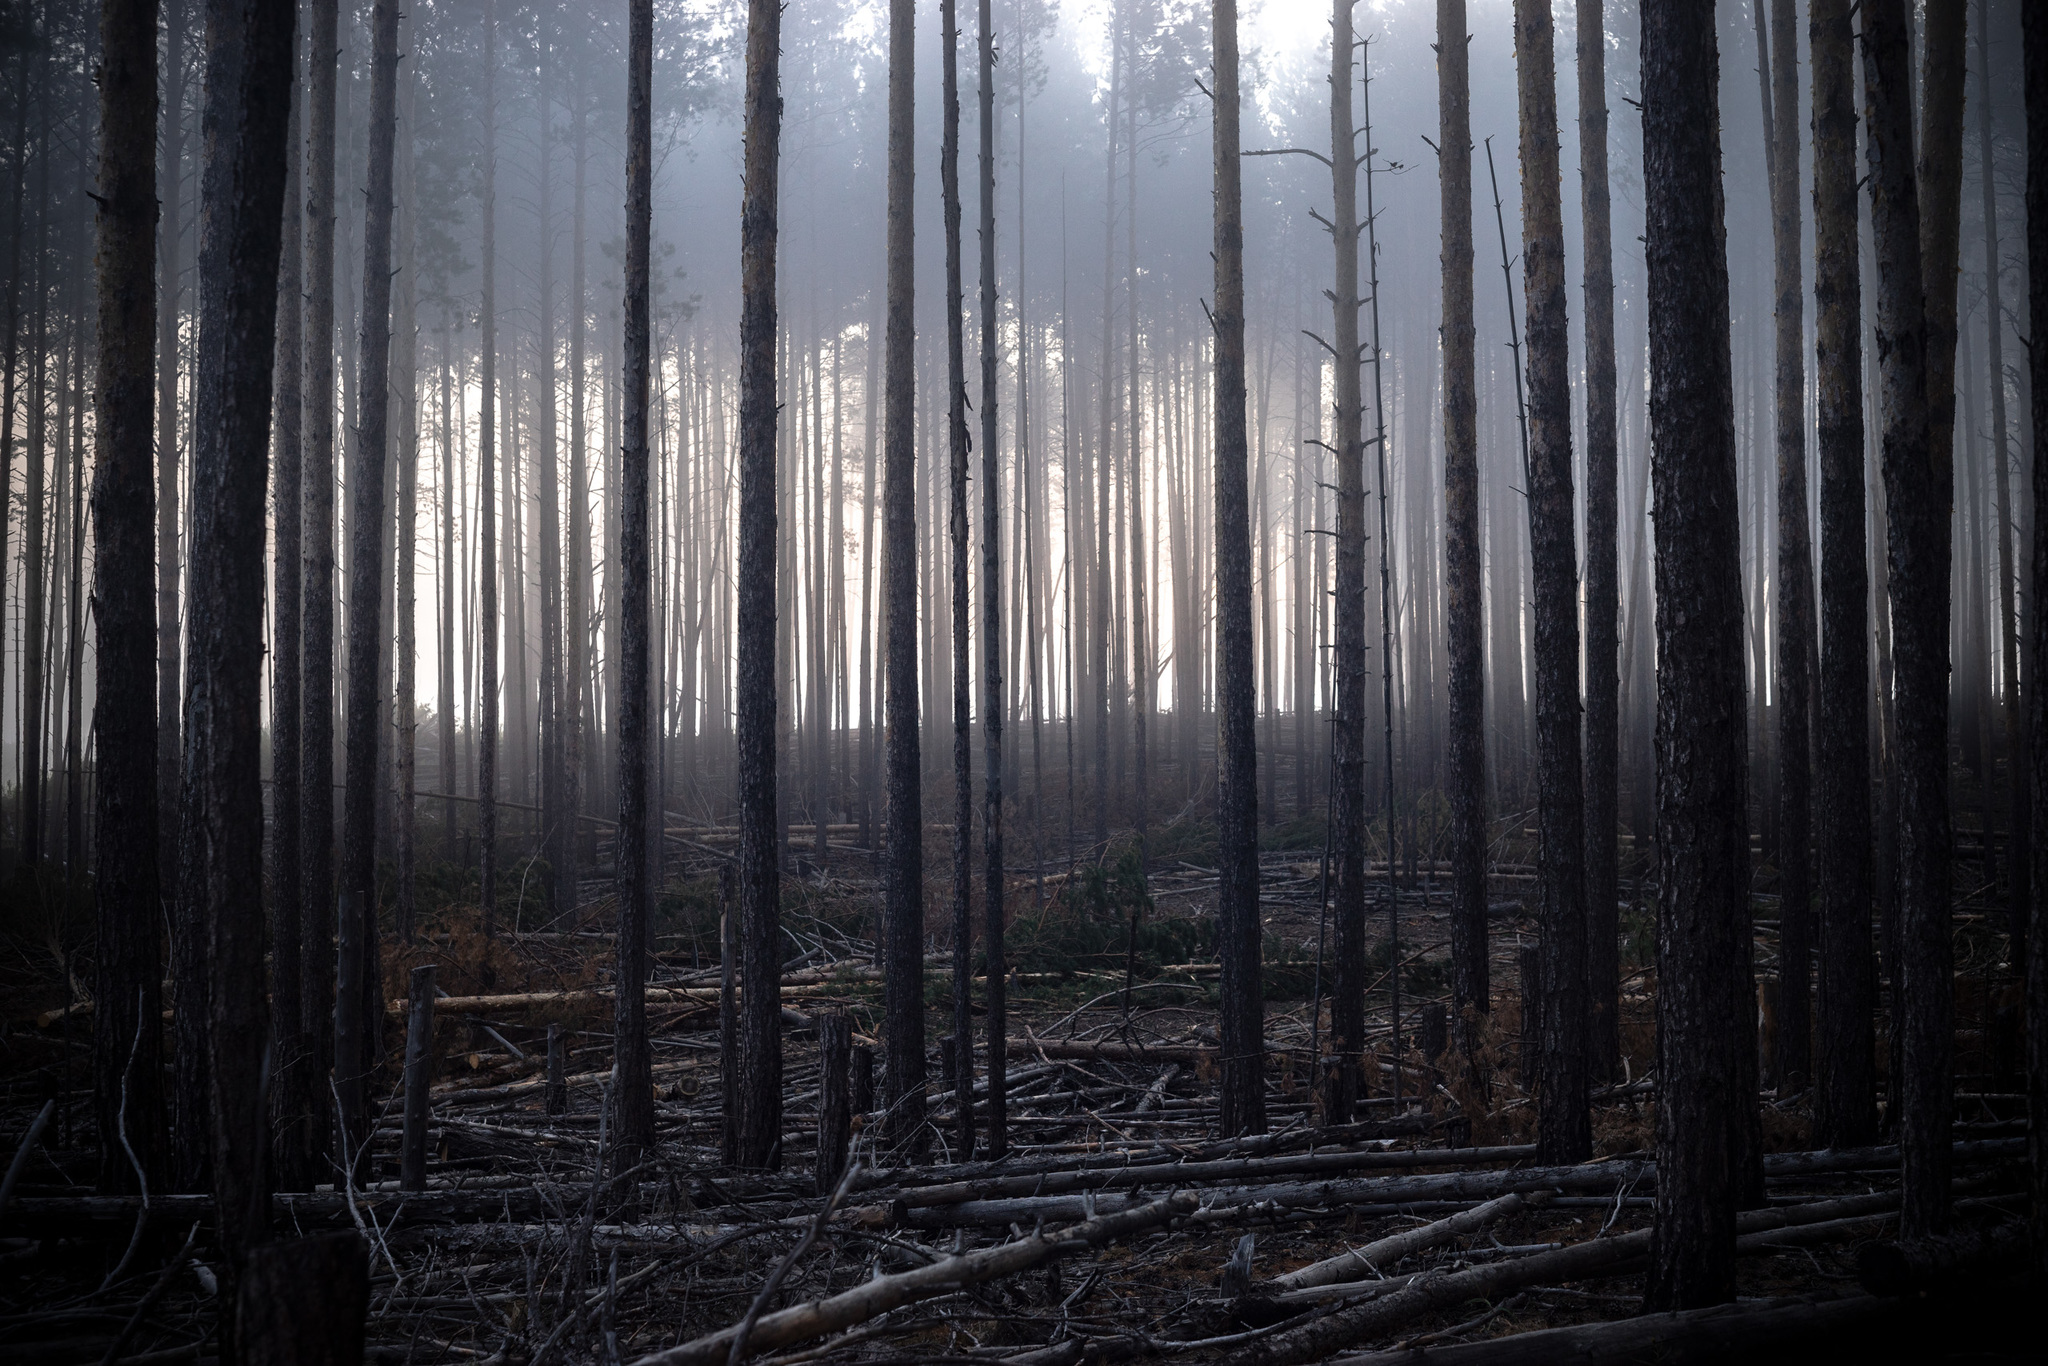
[728,1160,866,1366]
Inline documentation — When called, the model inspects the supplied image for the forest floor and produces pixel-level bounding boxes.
[0,817,2036,1363]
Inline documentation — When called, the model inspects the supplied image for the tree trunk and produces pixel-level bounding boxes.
[392,23,417,942]
[185,0,296,1303]
[977,0,1007,1162]
[91,0,166,1199]
[615,0,657,1171]
[2025,0,2048,1275]
[337,0,400,1158]
[1865,0,1955,1244]
[1439,0,1487,1047]
[941,0,974,1164]
[732,0,784,1170]
[438,322,457,859]
[478,4,499,937]
[1577,0,1619,1085]
[1640,0,1753,1311]
[1514,0,1589,1167]
[300,0,339,1182]
[565,36,589,914]
[1212,0,1264,1139]
[1811,0,1876,1150]
[157,0,186,894]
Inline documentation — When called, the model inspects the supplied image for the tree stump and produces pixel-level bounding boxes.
[816,1012,852,1193]
[400,964,436,1191]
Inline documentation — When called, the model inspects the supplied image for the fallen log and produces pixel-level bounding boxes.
[627,1190,1202,1366]
[1269,1189,1550,1291]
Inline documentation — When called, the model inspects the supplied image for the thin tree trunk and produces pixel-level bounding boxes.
[1866,0,1955,1244]
[884,0,928,1155]
[157,0,186,890]
[1514,0,1589,1167]
[184,0,295,1305]
[615,0,657,1171]
[1577,0,1620,1085]
[91,0,166,1198]
[732,0,783,1170]
[565,34,589,912]
[1641,0,1753,1311]
[942,0,974,1164]
[977,0,1007,1162]
[1811,0,1876,1151]
[1212,0,1264,1139]
[1439,0,1486,1048]
[478,3,500,937]
[393,24,417,941]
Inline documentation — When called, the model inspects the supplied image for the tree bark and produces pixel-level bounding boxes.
[733,0,784,1170]
[1640,0,1753,1311]
[1514,0,1588,1166]
[186,0,296,1302]
[2022,0,2048,1276]
[392,23,417,942]
[157,0,186,896]
[1212,0,1264,1139]
[91,0,166,1199]
[977,0,1007,1163]
[615,0,657,1170]
[1439,0,1487,1047]
[1811,0,1876,1150]
[1577,0,1619,1085]
[478,3,499,938]
[1864,0,1953,1243]
[883,0,928,1156]
[942,0,975,1164]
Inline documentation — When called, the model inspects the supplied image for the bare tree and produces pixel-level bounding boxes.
[478,1,500,937]
[978,0,1008,1162]
[1212,0,1263,1139]
[733,0,785,1170]
[1514,0,1588,1166]
[1640,0,1752,1311]
[156,0,186,890]
[90,0,165,1199]
[942,0,974,1162]
[2025,0,2048,1269]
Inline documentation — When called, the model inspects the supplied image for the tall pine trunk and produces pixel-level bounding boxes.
[732,0,784,1170]
[2023,0,2048,1269]
[1212,0,1264,1139]
[1811,0,1876,1150]
[1514,0,1589,1166]
[478,4,499,936]
[156,0,186,890]
[977,0,1007,1161]
[91,0,166,1198]
[1641,0,1753,1311]
[941,0,974,1163]
[392,22,417,941]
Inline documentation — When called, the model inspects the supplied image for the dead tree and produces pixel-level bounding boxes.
[977,0,1008,1161]
[733,0,785,1170]
[156,0,186,898]
[1514,0,1589,1166]
[1577,0,1620,1084]
[90,0,165,1198]
[392,27,418,941]
[1212,0,1264,1139]
[942,0,974,1163]
[1864,0,1954,1244]
[2025,0,2048,1272]
[185,0,297,1289]
[1439,0,1487,1047]
[1811,0,1876,1150]
[478,2,500,938]
[1640,0,1754,1311]
[615,0,658,1170]
[338,0,400,1163]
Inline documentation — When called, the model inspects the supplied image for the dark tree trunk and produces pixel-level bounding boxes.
[883,0,928,1156]
[564,39,589,913]
[942,0,974,1164]
[1577,0,1620,1085]
[186,0,296,1300]
[392,32,417,942]
[91,0,166,1199]
[614,0,657,1170]
[1325,0,1369,1129]
[1811,0,1876,1150]
[1212,0,1264,1139]
[1439,0,1487,1046]
[977,0,1007,1162]
[157,0,186,894]
[1865,0,1954,1244]
[1758,0,1814,1093]
[1515,0,1589,1167]
[732,0,784,1170]
[478,5,499,938]
[1640,0,1753,1311]
[438,322,457,860]
[299,0,338,1184]
[2026,0,2048,1272]
[337,0,399,1163]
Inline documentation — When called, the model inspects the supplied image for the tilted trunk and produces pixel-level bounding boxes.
[942,0,974,1163]
[1640,0,1754,1311]
[732,0,784,1170]
[184,0,296,1288]
[883,0,928,1155]
[1866,0,1955,1243]
[1212,0,1264,1139]
[1439,0,1487,1044]
[977,0,1008,1161]
[1514,0,1589,1166]
[299,0,339,1181]
[337,0,400,1157]
[1577,0,1620,1084]
[1810,0,1876,1151]
[615,0,658,1168]
[91,0,166,1198]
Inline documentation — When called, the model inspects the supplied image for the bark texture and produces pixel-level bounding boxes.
[977,0,1007,1162]
[2022,0,2048,1275]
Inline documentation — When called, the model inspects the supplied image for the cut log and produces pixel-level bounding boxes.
[1269,1189,1550,1290]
